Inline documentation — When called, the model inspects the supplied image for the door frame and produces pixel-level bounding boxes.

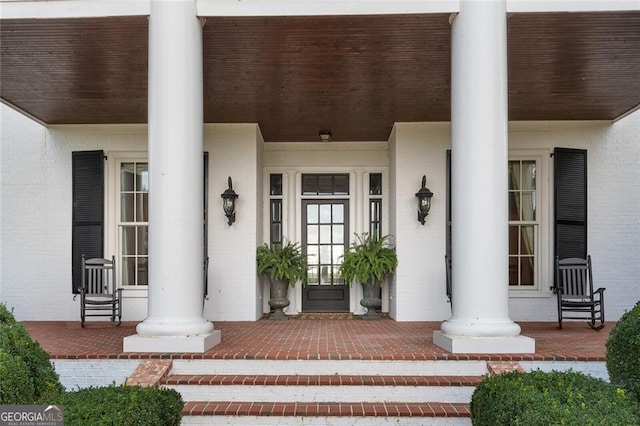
[301,198,350,312]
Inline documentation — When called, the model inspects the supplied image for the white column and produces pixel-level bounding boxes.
[352,170,366,315]
[124,0,220,353]
[284,170,301,315]
[433,0,534,353]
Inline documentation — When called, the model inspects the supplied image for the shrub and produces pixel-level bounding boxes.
[470,370,640,426]
[0,349,34,404]
[61,385,184,426]
[606,300,640,402]
[0,304,17,325]
[0,304,65,403]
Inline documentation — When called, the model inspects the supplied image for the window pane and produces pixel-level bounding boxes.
[136,193,149,222]
[307,266,319,285]
[318,175,333,194]
[122,227,136,255]
[521,161,536,191]
[520,226,535,255]
[271,200,282,222]
[122,257,136,286]
[332,204,344,223]
[508,162,520,191]
[508,192,520,221]
[332,225,344,244]
[319,225,331,243]
[334,174,349,195]
[319,245,331,264]
[136,163,149,191]
[307,204,319,224]
[508,257,518,285]
[302,175,318,195]
[121,163,135,191]
[307,225,318,244]
[137,257,148,285]
[520,192,536,221]
[137,226,148,255]
[319,205,332,223]
[271,223,282,244]
[121,194,134,222]
[520,257,535,286]
[370,222,381,237]
[270,174,283,195]
[508,226,519,256]
[369,173,382,195]
[320,265,331,284]
[370,200,381,222]
[333,245,344,264]
[307,245,319,265]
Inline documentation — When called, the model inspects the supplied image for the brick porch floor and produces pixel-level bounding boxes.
[22,318,612,361]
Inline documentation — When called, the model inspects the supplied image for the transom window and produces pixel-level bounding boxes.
[119,162,149,286]
[302,173,349,195]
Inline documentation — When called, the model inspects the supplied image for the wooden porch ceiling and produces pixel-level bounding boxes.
[1,12,639,142]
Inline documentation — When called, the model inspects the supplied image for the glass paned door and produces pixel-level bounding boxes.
[302,200,350,312]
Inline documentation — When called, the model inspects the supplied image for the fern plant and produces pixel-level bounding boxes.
[256,240,308,287]
[338,233,398,286]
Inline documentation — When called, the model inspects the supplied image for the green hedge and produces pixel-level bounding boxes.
[0,304,65,404]
[606,300,640,402]
[0,348,35,404]
[60,385,183,426]
[0,304,184,424]
[470,370,640,426]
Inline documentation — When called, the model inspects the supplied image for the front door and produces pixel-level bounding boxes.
[302,200,350,312]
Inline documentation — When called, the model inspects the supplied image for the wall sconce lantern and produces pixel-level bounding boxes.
[415,175,433,225]
[319,131,332,143]
[220,176,238,226]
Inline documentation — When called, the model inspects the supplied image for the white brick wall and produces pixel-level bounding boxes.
[520,361,609,381]
[52,359,140,391]
[2,102,639,322]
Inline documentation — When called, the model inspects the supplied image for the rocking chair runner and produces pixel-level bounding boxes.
[79,255,122,327]
[554,255,605,330]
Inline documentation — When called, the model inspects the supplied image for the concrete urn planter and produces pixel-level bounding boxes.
[360,280,382,320]
[268,277,290,321]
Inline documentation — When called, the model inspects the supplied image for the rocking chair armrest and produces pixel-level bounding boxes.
[593,287,605,295]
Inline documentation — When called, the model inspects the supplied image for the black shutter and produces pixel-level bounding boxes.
[72,151,104,293]
[554,148,587,260]
[445,150,452,302]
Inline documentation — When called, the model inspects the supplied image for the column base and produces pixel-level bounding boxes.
[433,330,535,354]
[123,330,221,353]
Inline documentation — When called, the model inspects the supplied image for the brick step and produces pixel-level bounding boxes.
[163,374,482,404]
[163,374,484,387]
[169,358,489,376]
[183,401,471,418]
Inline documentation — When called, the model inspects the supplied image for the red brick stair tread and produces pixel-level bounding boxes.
[163,374,483,386]
[183,401,470,417]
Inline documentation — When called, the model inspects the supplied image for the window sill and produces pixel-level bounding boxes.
[509,289,553,298]
[120,287,148,298]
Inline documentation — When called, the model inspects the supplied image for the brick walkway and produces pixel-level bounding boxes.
[22,318,611,361]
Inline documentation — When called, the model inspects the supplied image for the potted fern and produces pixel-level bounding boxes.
[338,232,398,320]
[256,240,308,320]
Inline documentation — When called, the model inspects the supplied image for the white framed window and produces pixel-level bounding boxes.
[508,150,550,296]
[106,152,148,292]
[118,161,149,286]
